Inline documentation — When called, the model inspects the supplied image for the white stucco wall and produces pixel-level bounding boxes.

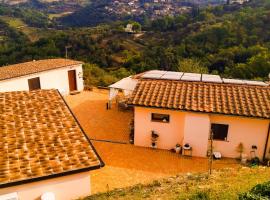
[0,172,91,200]
[0,64,83,95]
[134,106,270,159]
[183,112,210,157]
[210,115,270,160]
[134,107,185,149]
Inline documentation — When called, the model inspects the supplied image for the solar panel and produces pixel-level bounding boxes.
[183,73,201,77]
[160,73,182,80]
[141,73,163,79]
[181,76,201,81]
[139,70,269,86]
[181,73,201,81]
[146,70,167,75]
[222,78,246,84]
[244,80,269,86]
[202,74,222,83]
[165,71,184,76]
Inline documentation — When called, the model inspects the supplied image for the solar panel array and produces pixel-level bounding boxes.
[141,70,269,86]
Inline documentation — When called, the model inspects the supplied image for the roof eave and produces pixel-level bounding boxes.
[0,164,102,189]
[128,104,270,120]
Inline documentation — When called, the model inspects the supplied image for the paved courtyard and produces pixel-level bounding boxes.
[65,89,240,194]
[65,89,132,143]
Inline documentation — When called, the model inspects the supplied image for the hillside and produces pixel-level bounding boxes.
[0,0,270,85]
[59,0,226,27]
[83,167,270,200]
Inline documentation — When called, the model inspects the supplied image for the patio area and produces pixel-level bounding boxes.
[65,88,132,143]
[65,89,240,194]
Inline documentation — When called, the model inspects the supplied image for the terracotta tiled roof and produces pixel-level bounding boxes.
[128,79,270,119]
[0,90,102,188]
[0,59,83,81]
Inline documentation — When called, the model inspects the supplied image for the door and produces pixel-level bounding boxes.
[28,77,41,91]
[68,70,77,91]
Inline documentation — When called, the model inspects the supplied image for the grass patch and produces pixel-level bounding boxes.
[0,16,26,28]
[0,16,56,41]
[48,12,73,20]
[82,167,270,200]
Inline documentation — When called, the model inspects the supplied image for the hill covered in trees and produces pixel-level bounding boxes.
[0,0,270,85]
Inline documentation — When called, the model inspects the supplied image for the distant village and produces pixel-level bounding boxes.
[105,0,192,20]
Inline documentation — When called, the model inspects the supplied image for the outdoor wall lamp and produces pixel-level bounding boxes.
[78,72,83,79]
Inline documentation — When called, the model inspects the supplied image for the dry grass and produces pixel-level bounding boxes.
[84,167,270,200]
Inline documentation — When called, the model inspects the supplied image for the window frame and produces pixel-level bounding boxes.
[151,113,170,123]
[28,77,41,91]
[211,123,229,142]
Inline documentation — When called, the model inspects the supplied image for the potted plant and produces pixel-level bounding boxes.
[151,131,159,148]
[175,143,181,154]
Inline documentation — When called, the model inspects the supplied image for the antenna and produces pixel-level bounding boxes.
[208,129,214,175]
[65,45,72,59]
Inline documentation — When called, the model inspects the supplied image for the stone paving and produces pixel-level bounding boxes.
[65,89,240,194]
[65,89,132,143]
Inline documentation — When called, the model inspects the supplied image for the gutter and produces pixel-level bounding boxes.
[263,123,270,161]
[127,104,270,120]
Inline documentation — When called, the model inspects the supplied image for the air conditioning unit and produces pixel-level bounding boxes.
[0,192,18,200]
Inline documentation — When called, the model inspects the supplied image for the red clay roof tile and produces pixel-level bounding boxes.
[0,89,101,187]
[0,58,83,81]
[128,79,270,119]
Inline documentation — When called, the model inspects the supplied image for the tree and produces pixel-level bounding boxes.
[131,22,141,33]
[177,58,208,73]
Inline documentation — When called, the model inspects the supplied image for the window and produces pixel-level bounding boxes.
[211,123,229,141]
[151,113,170,123]
[28,77,41,91]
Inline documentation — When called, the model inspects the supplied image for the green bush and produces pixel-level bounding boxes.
[239,181,270,200]
[190,191,210,200]
[83,63,131,87]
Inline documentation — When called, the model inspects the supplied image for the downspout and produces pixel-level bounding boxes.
[263,122,270,161]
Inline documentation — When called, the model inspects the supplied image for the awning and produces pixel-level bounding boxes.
[108,77,138,101]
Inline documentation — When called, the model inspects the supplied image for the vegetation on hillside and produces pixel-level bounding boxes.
[81,167,270,200]
[0,0,270,85]
[0,4,51,27]
[239,181,270,200]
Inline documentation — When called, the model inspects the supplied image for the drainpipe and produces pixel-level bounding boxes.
[263,123,270,161]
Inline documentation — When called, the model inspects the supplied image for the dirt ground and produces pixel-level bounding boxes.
[65,90,240,194]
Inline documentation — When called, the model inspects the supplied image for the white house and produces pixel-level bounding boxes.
[0,89,104,200]
[0,58,84,95]
[126,71,270,160]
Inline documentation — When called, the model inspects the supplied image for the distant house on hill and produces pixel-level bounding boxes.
[125,24,134,33]
[0,58,84,95]
[110,71,270,160]
[0,89,103,200]
[227,0,249,4]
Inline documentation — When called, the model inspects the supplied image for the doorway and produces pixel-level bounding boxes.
[28,77,41,91]
[68,70,77,91]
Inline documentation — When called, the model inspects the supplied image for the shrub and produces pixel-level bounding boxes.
[239,181,270,200]
[190,191,210,200]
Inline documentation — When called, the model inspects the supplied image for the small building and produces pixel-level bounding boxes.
[124,24,134,33]
[0,58,84,95]
[0,89,104,200]
[126,71,270,160]
[228,0,249,4]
